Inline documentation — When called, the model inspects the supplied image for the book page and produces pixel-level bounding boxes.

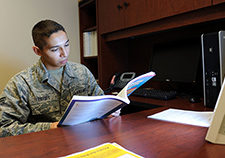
[117,71,156,99]
[148,108,213,127]
[59,95,127,125]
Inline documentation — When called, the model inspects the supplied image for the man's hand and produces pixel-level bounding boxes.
[107,115,114,118]
[50,122,59,129]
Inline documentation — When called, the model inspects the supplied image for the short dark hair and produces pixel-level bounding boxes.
[32,20,66,50]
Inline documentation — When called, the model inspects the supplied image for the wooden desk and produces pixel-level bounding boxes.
[0,107,224,158]
[129,96,213,111]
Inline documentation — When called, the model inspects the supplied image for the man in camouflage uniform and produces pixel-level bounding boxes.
[0,20,110,137]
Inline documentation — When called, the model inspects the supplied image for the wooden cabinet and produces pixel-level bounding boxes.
[97,0,124,35]
[98,0,211,34]
[79,0,225,92]
[79,0,98,79]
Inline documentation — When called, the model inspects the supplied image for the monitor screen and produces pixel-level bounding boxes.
[150,38,201,83]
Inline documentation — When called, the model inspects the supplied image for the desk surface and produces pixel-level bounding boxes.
[129,96,213,111]
[0,107,224,158]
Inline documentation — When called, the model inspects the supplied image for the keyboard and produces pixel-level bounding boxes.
[131,89,177,100]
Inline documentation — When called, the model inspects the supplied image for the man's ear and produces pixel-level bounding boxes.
[32,46,42,56]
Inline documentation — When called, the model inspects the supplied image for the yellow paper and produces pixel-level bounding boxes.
[62,143,143,158]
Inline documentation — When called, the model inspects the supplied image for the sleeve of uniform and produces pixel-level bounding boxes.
[83,65,104,96]
[0,77,51,137]
[83,65,120,116]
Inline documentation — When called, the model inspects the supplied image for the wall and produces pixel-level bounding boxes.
[0,0,80,92]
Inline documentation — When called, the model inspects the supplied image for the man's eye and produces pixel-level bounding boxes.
[51,48,58,52]
[65,43,69,47]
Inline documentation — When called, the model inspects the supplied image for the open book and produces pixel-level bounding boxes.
[58,71,156,126]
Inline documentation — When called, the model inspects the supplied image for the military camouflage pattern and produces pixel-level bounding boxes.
[0,59,104,137]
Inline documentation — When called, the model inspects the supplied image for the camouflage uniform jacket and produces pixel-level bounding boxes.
[0,59,104,137]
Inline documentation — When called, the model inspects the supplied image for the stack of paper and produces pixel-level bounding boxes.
[148,108,213,127]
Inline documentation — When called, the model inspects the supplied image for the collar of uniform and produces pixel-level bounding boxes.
[36,60,77,83]
[35,59,61,91]
[64,61,77,78]
[36,59,50,83]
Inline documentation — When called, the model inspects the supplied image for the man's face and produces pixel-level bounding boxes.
[40,30,70,70]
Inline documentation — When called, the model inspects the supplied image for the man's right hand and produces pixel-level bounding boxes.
[50,122,59,129]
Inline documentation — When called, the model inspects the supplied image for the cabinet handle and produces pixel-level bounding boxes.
[117,5,122,11]
[124,2,129,8]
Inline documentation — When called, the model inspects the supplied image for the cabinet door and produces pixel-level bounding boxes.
[98,0,125,34]
[98,0,211,35]
[213,0,225,5]
[124,0,212,28]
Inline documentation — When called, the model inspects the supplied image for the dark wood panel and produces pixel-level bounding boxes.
[213,0,225,5]
[79,1,96,31]
[98,0,211,35]
[79,0,95,8]
[124,0,211,29]
[129,96,213,111]
[98,37,129,89]
[82,57,98,79]
[79,0,98,79]
[103,3,225,42]
[97,0,124,34]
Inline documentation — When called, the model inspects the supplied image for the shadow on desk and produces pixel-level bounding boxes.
[121,100,162,115]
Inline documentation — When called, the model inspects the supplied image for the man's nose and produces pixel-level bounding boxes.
[60,47,67,57]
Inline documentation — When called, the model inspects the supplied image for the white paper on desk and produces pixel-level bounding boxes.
[147,109,213,127]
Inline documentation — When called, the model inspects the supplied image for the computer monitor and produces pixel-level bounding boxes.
[149,38,201,83]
